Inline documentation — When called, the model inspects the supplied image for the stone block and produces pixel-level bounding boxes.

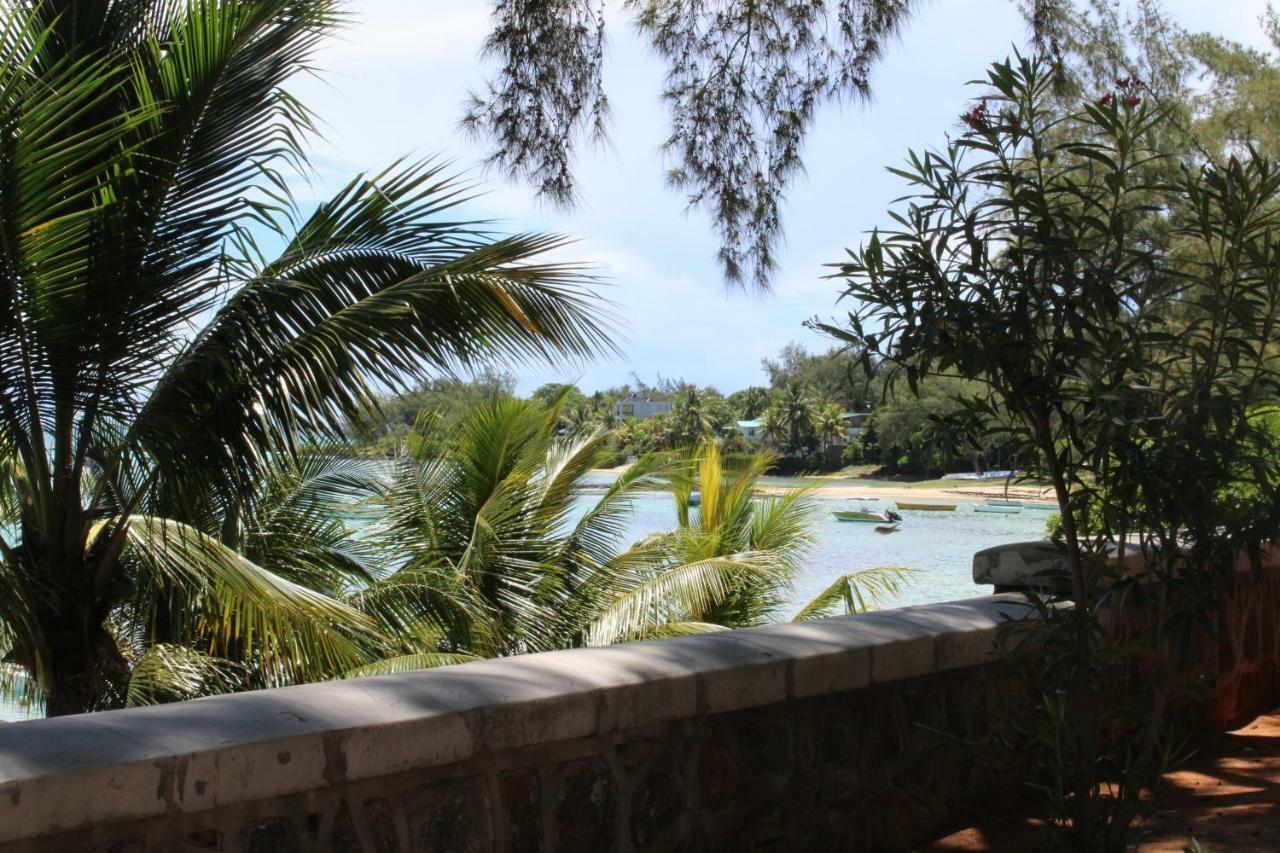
[405,777,492,853]
[972,540,1067,589]
[629,746,687,852]
[696,730,737,814]
[500,767,543,853]
[316,803,361,853]
[791,645,871,699]
[240,817,298,853]
[870,631,936,684]
[359,798,398,853]
[936,624,1002,671]
[552,758,617,853]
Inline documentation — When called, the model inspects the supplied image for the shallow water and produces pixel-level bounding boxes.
[0,674,38,724]
[589,487,1050,615]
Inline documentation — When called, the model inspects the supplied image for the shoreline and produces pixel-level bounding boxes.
[588,465,1055,505]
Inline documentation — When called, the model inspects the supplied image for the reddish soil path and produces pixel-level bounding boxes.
[920,712,1280,852]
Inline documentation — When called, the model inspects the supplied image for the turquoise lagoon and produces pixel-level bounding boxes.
[579,474,1049,613]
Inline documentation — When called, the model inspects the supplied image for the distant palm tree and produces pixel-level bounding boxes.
[673,387,716,445]
[772,382,817,454]
[740,387,771,419]
[817,403,847,452]
[0,0,609,715]
[762,407,788,446]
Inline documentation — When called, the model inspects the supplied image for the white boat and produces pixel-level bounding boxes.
[974,504,1021,514]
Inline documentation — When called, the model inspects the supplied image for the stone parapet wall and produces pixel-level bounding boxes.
[973,542,1280,729]
[0,595,1033,852]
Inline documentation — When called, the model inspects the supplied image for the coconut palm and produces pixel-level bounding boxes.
[817,403,847,452]
[672,386,717,446]
[735,387,770,420]
[355,396,686,666]
[761,406,788,447]
[773,382,818,454]
[0,0,609,715]
[121,450,385,705]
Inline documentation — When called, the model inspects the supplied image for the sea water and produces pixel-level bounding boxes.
[579,475,1050,615]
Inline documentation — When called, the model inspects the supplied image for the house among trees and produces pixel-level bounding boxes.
[842,411,870,444]
[614,395,674,425]
[736,418,765,442]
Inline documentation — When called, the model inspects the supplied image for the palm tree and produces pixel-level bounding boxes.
[761,406,788,447]
[0,1,609,715]
[357,396,680,665]
[672,386,716,446]
[587,441,918,642]
[817,403,846,452]
[774,382,817,454]
[740,386,771,419]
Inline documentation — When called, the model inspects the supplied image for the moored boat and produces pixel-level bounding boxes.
[833,510,887,522]
[975,504,1022,513]
[895,501,957,511]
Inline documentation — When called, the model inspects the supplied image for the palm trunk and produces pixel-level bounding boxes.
[42,608,129,717]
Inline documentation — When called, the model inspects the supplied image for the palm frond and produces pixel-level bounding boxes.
[584,552,791,646]
[344,651,481,678]
[105,516,380,680]
[132,166,614,507]
[125,644,246,707]
[792,567,921,621]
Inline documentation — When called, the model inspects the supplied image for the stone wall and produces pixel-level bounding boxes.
[0,596,1033,852]
[973,541,1280,729]
[0,542,1277,853]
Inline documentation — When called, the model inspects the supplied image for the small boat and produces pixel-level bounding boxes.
[986,499,1022,507]
[833,509,887,523]
[975,504,1022,514]
[895,501,957,512]
[1020,500,1059,511]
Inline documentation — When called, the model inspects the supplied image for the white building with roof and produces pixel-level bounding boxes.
[614,395,674,425]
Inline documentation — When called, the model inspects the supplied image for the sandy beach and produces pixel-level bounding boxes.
[589,465,1055,505]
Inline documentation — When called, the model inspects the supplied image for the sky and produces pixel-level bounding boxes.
[289,0,1275,395]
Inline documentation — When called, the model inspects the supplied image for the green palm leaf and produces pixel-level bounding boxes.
[344,652,482,678]
[792,567,921,621]
[108,516,379,682]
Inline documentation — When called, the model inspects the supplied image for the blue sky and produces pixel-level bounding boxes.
[290,0,1273,395]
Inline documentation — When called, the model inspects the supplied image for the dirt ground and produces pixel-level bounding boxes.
[920,712,1280,852]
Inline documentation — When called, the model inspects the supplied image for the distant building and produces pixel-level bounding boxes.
[615,396,673,425]
[736,418,764,442]
[840,411,871,446]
